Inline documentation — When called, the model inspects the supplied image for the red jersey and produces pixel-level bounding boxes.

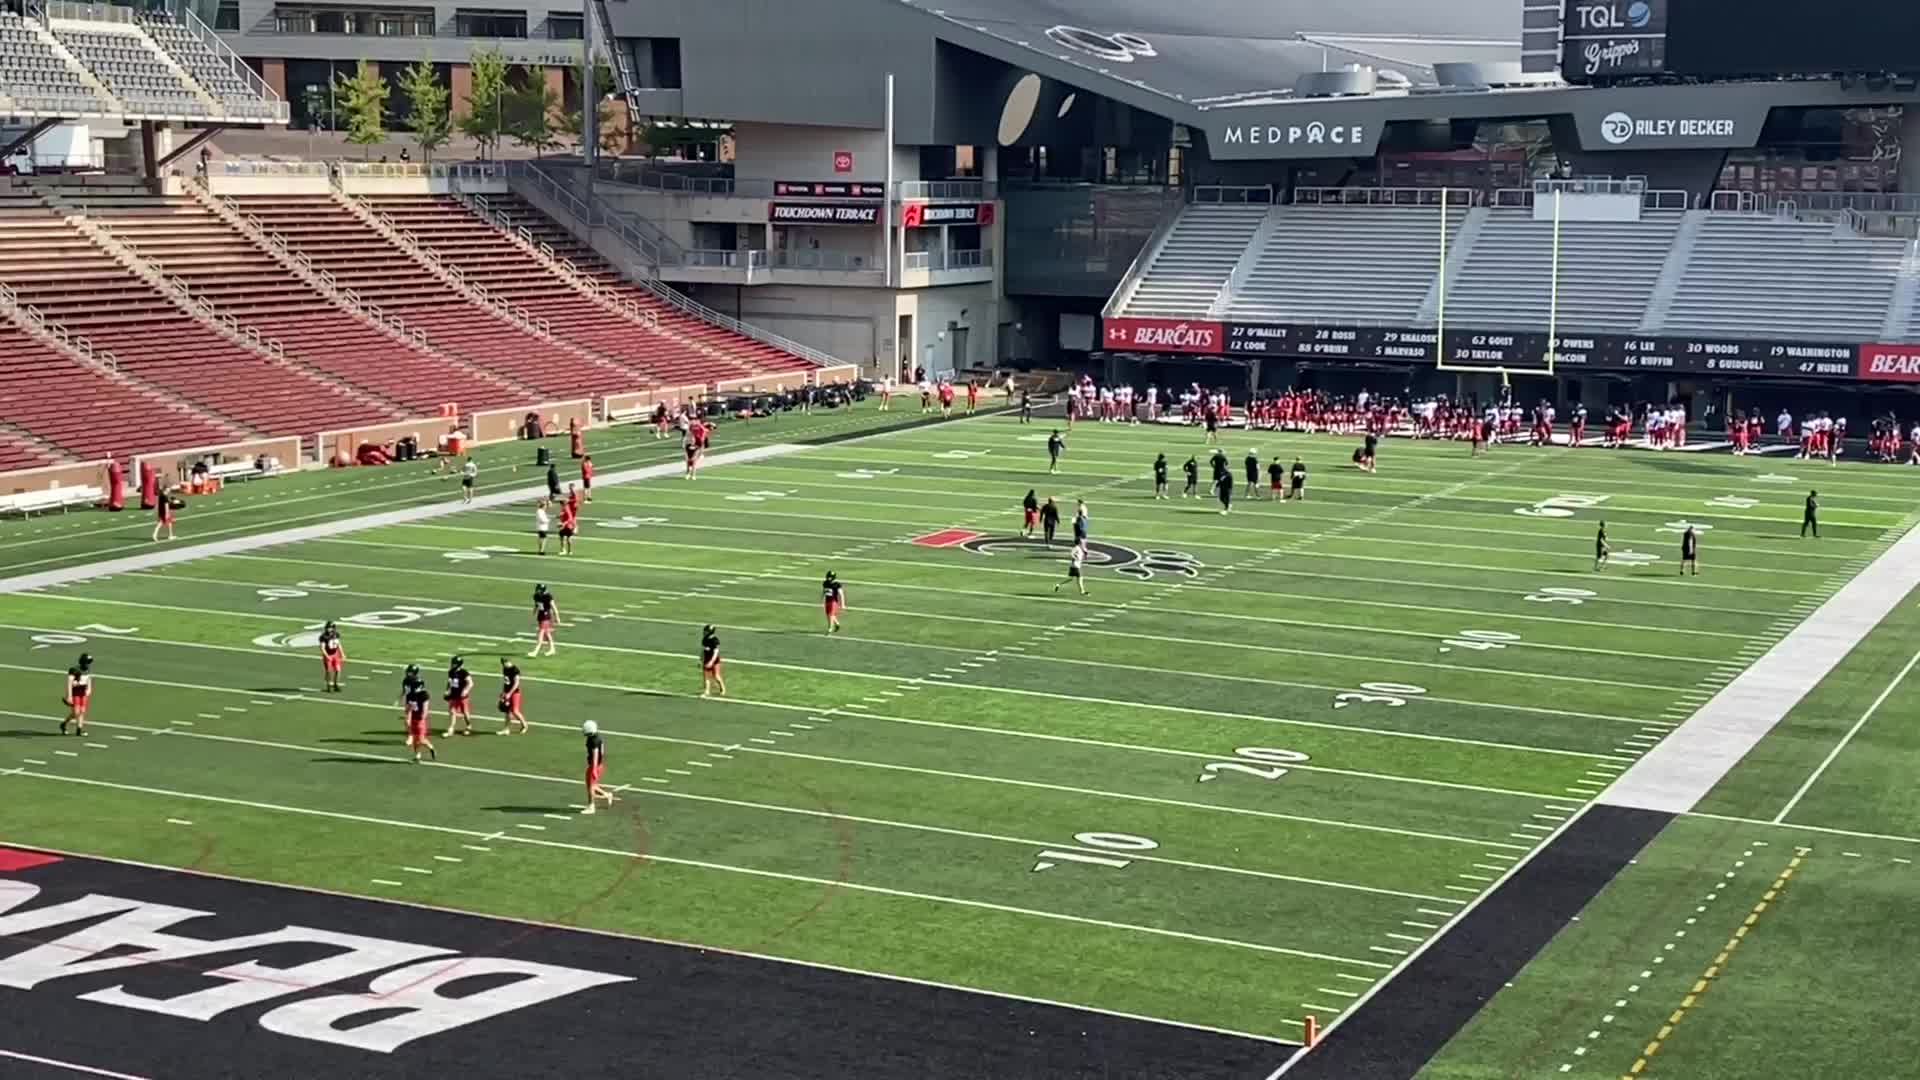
[581,460,594,483]
[560,504,578,530]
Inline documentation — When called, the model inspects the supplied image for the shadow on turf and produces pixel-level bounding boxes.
[482,804,574,815]
[310,756,405,766]
[0,728,63,738]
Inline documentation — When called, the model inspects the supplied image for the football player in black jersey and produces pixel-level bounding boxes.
[497,657,528,735]
[581,720,616,814]
[700,625,726,698]
[529,584,560,657]
[443,655,475,737]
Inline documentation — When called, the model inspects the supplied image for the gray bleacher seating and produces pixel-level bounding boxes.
[0,12,112,114]
[56,27,206,115]
[1117,204,1267,317]
[1219,205,1469,324]
[137,13,276,121]
[1443,208,1684,332]
[1663,215,1906,340]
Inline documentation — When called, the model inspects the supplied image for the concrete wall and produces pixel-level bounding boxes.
[692,283,888,374]
[0,459,110,498]
[136,437,303,486]
[731,122,919,186]
[898,281,999,376]
[470,399,592,443]
[317,416,462,464]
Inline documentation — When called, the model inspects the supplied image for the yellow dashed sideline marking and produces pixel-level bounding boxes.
[1623,852,1804,1079]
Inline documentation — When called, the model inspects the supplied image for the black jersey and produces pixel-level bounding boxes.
[1022,492,1039,512]
[701,631,720,666]
[1291,461,1307,483]
[447,668,472,700]
[1039,502,1060,526]
[534,592,556,621]
[1153,457,1168,481]
[1047,434,1064,456]
[585,731,604,767]
[822,579,844,604]
[500,664,521,694]
[1183,459,1198,480]
[1268,461,1284,484]
[1244,454,1259,483]
[1682,531,1698,558]
[405,687,430,720]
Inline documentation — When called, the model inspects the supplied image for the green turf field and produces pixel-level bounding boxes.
[4,405,1919,1068]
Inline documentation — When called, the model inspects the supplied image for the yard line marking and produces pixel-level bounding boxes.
[665,768,693,776]
[1301,1003,1343,1014]
[1386,932,1425,943]
[1472,863,1510,873]
[165,818,193,826]
[543,814,573,820]
[6,768,1393,971]
[769,730,798,738]
[1369,946,1410,956]
[749,737,776,745]
[1544,803,1580,812]
[20,759,47,765]
[196,713,221,720]
[460,844,492,852]
[1774,647,1920,823]
[52,750,78,757]
[223,706,248,713]
[370,879,404,887]
[433,855,463,863]
[789,723,814,730]
[400,866,433,875]
[1402,920,1440,930]
[708,753,734,760]
[1532,813,1565,821]
[1446,884,1482,893]
[1316,987,1362,999]
[250,699,276,705]
[514,823,546,831]
[686,760,715,768]
[1335,973,1374,983]
[641,777,670,784]
[1417,908,1459,918]
[112,735,138,742]
[84,742,109,749]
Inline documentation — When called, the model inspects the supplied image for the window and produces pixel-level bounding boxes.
[455,9,527,38]
[271,5,433,36]
[547,13,582,39]
[214,0,239,30]
[628,36,680,89]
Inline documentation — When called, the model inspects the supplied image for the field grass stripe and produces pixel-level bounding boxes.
[1772,647,1920,824]
[3,767,1393,970]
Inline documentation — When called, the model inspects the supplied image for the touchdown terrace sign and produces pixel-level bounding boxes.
[1103,316,1223,354]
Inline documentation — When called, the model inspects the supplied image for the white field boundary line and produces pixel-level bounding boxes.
[1773,647,1920,823]
[0,836,1303,1047]
[0,1048,155,1080]
[1600,518,1920,814]
[0,418,748,558]
[130,566,1734,667]
[214,541,1766,634]
[0,407,998,592]
[0,663,1527,851]
[1264,803,1596,1079]
[0,443,804,595]
[0,707,1451,905]
[0,618,1624,779]
[0,769,1391,974]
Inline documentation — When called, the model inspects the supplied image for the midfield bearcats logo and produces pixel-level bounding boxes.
[958,536,1203,580]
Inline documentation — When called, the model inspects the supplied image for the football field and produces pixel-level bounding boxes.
[4,403,1920,1079]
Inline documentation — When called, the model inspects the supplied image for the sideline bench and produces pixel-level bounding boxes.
[0,485,104,517]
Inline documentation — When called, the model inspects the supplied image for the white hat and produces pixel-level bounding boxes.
[582,720,598,736]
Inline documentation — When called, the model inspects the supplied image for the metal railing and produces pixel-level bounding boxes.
[0,280,116,371]
[458,188,658,328]
[769,248,880,273]
[508,159,683,265]
[1709,190,1760,213]
[682,249,768,270]
[160,4,287,122]
[1491,182,1692,211]
[437,161,503,183]
[897,180,994,200]
[592,160,996,201]
[902,249,992,271]
[1192,185,1276,205]
[338,162,429,178]
[1292,186,1483,207]
[220,159,329,176]
[43,0,133,23]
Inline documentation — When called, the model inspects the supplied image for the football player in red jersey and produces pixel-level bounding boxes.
[60,655,93,736]
[318,621,345,693]
[497,657,528,735]
[403,684,435,763]
[580,720,616,814]
[443,655,475,737]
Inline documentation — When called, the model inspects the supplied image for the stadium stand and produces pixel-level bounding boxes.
[0,423,61,472]
[3,184,401,444]
[367,194,809,386]
[1219,204,1472,324]
[1112,203,1268,318]
[0,11,114,115]
[480,193,821,381]
[232,193,649,397]
[1662,213,1907,340]
[52,23,212,117]
[1442,207,1685,332]
[135,12,277,121]
[0,318,244,461]
[82,190,532,416]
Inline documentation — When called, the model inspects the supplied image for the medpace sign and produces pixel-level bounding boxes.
[1209,118,1382,160]
[1107,317,1862,378]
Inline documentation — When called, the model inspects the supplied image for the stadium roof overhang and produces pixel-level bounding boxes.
[900,0,1920,159]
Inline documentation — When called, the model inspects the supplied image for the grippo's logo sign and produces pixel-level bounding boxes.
[0,876,632,1053]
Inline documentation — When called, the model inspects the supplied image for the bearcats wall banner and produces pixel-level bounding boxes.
[1108,316,1863,378]
[1858,343,1920,382]
[1103,317,1224,354]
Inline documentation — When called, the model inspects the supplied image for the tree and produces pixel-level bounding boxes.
[502,66,563,157]
[395,59,450,162]
[333,59,388,157]
[571,53,624,157]
[459,47,507,160]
